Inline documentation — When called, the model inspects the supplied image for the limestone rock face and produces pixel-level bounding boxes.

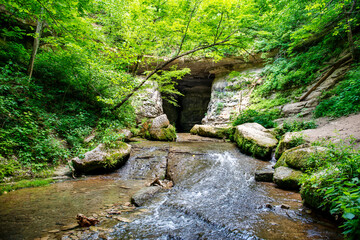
[276,146,328,171]
[190,124,231,139]
[131,80,163,122]
[72,143,131,174]
[234,123,278,160]
[202,68,263,126]
[273,166,303,190]
[148,114,177,141]
[275,132,310,159]
[131,186,162,207]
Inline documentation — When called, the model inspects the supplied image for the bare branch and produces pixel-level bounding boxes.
[112,37,233,111]
[176,2,200,56]
[214,12,224,43]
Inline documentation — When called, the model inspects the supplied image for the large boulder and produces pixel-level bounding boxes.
[190,124,232,139]
[234,123,278,160]
[273,166,303,190]
[72,142,131,174]
[276,146,328,171]
[148,114,177,141]
[275,132,310,159]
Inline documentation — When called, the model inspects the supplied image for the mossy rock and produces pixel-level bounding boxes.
[190,124,231,139]
[274,154,288,168]
[234,123,278,160]
[300,185,324,210]
[72,142,131,174]
[279,146,328,171]
[190,124,200,135]
[148,125,177,141]
[273,166,303,190]
[275,132,309,159]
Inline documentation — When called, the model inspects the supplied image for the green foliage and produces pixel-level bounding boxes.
[215,102,224,115]
[274,120,317,139]
[289,134,306,149]
[0,57,136,182]
[315,66,360,118]
[232,109,280,128]
[300,141,360,239]
[0,157,21,180]
[257,42,341,95]
[152,66,190,106]
[0,178,55,195]
[250,94,290,111]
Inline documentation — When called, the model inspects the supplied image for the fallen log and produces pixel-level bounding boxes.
[299,54,352,101]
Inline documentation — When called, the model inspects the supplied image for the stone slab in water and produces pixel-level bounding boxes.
[255,168,274,182]
[273,166,302,190]
[131,186,162,207]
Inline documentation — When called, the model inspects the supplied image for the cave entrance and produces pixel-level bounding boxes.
[163,74,214,132]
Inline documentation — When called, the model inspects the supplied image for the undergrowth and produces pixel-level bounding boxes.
[315,66,360,118]
[232,108,280,128]
[300,140,360,239]
[0,52,136,182]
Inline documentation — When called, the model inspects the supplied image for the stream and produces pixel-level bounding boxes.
[0,134,342,240]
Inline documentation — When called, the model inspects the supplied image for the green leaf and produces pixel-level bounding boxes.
[343,212,355,220]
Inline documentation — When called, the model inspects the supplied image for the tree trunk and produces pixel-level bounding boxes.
[346,0,356,59]
[27,9,44,80]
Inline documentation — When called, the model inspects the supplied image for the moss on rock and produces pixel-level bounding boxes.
[273,166,303,190]
[72,142,131,174]
[275,132,309,159]
[277,146,328,171]
[234,123,278,160]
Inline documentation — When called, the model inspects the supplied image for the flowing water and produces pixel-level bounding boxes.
[0,134,342,239]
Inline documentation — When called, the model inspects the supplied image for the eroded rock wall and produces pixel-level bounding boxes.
[202,68,263,126]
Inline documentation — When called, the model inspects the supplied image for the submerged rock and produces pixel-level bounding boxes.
[255,168,274,182]
[234,123,278,160]
[72,142,131,174]
[131,186,162,207]
[190,124,231,139]
[273,166,302,190]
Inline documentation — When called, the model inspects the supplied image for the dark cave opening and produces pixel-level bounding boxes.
[163,74,215,132]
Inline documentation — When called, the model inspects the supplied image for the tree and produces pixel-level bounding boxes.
[93,0,259,110]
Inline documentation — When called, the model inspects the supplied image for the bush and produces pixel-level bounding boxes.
[315,66,360,118]
[300,141,360,239]
[232,108,280,128]
[257,39,342,96]
[274,120,317,139]
[0,58,136,181]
